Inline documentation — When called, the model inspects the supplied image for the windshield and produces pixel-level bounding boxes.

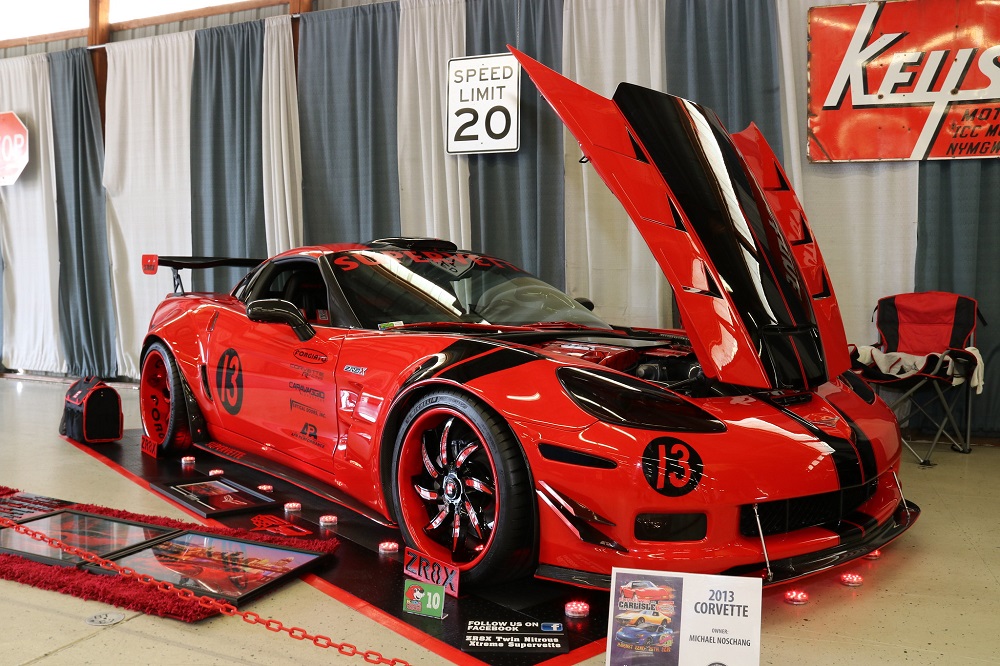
[329,249,611,330]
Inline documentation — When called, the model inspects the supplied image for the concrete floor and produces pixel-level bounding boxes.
[1,375,998,665]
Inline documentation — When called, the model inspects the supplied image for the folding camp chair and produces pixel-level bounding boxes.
[852,292,985,466]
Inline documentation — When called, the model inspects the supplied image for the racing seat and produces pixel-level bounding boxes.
[282,270,330,325]
[852,292,985,466]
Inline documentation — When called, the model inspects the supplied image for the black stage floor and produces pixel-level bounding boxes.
[74,430,609,665]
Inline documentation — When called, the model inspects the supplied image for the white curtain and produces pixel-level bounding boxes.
[262,15,303,255]
[397,0,470,247]
[0,54,66,373]
[104,33,195,379]
[777,0,918,347]
[561,0,672,328]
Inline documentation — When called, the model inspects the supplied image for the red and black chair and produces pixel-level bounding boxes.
[853,292,985,466]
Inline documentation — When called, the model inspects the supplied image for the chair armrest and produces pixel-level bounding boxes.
[942,348,978,379]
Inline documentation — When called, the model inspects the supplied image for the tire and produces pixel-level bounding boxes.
[139,341,193,455]
[391,390,533,586]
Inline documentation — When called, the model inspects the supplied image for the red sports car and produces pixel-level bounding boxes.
[138,49,917,588]
[619,580,674,601]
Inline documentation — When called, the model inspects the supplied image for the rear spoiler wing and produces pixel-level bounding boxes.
[142,254,264,293]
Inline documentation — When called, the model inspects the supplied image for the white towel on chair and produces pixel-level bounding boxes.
[854,345,985,394]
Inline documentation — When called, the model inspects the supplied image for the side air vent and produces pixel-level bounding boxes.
[538,444,617,469]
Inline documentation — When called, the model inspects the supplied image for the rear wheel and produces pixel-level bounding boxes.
[139,341,192,454]
[391,390,533,586]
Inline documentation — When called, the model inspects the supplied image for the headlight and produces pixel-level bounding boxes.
[557,367,725,433]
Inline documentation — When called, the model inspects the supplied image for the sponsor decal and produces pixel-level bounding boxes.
[641,438,703,497]
[141,254,159,274]
[332,249,522,273]
[809,0,1000,161]
[215,348,244,415]
[292,422,323,448]
[290,363,324,381]
[143,391,170,444]
[404,547,460,598]
[293,348,328,365]
[207,441,246,460]
[342,364,367,376]
[289,382,325,401]
[290,399,326,419]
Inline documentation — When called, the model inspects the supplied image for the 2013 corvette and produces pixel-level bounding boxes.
[139,48,917,588]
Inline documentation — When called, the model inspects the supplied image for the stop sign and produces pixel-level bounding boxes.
[0,112,29,186]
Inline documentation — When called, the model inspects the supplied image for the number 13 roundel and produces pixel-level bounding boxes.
[641,438,703,496]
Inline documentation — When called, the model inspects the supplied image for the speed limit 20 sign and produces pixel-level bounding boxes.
[447,53,520,154]
[0,111,29,186]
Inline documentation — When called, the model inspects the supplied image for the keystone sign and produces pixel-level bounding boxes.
[0,112,29,185]
[808,0,1000,161]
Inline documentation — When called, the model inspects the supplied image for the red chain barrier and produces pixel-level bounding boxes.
[0,516,411,665]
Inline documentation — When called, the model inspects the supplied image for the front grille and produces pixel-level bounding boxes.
[739,479,879,537]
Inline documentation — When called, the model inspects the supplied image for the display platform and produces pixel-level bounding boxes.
[69,430,609,665]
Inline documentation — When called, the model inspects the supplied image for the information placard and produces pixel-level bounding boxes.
[446,53,520,154]
[462,619,567,654]
[607,568,761,666]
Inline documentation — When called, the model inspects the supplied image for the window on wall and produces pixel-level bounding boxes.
[0,2,88,41]
[109,1,246,23]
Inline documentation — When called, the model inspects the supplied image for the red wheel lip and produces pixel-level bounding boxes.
[139,348,170,445]
[397,406,500,572]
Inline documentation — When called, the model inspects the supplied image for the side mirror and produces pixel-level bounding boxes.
[247,299,316,342]
[575,297,595,311]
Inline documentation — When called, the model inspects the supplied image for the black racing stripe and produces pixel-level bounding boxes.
[822,520,863,541]
[400,339,491,389]
[436,345,541,384]
[825,435,864,489]
[843,510,879,533]
[824,510,880,545]
[834,409,879,483]
[763,396,865,490]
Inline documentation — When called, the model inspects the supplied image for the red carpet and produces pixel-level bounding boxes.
[0,486,338,622]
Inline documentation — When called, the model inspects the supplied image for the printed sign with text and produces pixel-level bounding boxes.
[447,53,520,154]
[808,0,1000,161]
[607,568,761,666]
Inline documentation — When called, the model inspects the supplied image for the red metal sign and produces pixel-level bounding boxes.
[403,546,459,598]
[808,0,1000,162]
[0,111,28,185]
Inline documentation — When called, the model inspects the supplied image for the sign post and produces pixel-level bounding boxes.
[0,112,29,186]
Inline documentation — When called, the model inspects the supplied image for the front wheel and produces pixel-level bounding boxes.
[139,341,192,455]
[391,390,533,586]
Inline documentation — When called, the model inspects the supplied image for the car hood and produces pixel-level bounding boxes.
[510,47,850,391]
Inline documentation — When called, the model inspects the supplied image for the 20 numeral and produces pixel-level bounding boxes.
[453,106,512,142]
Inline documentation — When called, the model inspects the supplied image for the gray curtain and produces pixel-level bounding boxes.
[465,0,565,289]
[664,0,784,155]
[298,4,401,245]
[48,49,118,377]
[191,21,267,292]
[916,160,1000,435]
